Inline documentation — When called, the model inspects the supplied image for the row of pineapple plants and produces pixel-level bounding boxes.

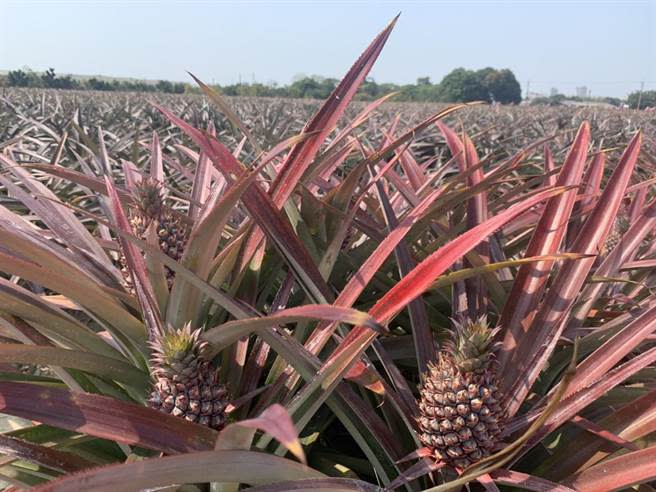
[0,16,655,491]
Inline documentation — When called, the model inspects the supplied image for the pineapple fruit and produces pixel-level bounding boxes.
[148,324,228,430]
[417,317,504,469]
[121,178,189,290]
[601,216,629,257]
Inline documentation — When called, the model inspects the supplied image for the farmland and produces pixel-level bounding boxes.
[1,79,656,491]
[2,87,653,172]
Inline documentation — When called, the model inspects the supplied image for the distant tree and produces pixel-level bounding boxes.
[438,68,490,103]
[41,68,57,88]
[289,77,320,98]
[480,68,521,104]
[627,90,656,109]
[475,67,496,86]
[436,67,521,104]
[405,76,443,101]
[358,77,382,100]
[56,75,79,90]
[319,77,339,98]
[122,80,156,93]
[289,76,336,99]
[220,84,238,96]
[416,83,441,101]
[378,82,402,95]
[34,68,79,89]
[156,80,174,93]
[86,78,113,91]
[8,69,30,87]
[603,97,622,107]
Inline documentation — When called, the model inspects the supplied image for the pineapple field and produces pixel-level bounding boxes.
[1,18,656,492]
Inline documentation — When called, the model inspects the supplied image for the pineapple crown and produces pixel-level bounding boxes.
[444,316,500,374]
[133,178,165,220]
[149,323,209,369]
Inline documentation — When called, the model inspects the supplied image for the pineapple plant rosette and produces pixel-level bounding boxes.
[117,170,227,428]
[0,15,654,492]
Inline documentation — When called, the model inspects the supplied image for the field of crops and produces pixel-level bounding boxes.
[1,26,656,491]
[2,88,654,170]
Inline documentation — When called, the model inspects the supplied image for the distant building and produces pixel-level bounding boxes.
[576,86,590,98]
[550,87,559,97]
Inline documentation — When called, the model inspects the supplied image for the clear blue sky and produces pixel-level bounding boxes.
[1,0,654,98]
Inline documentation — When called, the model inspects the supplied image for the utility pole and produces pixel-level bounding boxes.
[525,80,530,100]
[637,81,645,110]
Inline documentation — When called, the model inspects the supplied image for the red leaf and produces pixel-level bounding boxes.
[223,404,306,464]
[302,183,446,362]
[32,449,321,492]
[387,458,444,491]
[502,131,641,416]
[498,122,590,371]
[154,105,334,304]
[508,346,656,453]
[565,292,656,396]
[539,389,656,477]
[568,195,656,332]
[0,382,217,453]
[370,187,565,325]
[104,175,164,339]
[437,121,489,317]
[570,415,639,452]
[270,15,399,209]
[565,445,656,492]
[0,434,94,473]
[490,469,576,492]
[372,169,435,371]
[239,17,399,276]
[329,187,565,379]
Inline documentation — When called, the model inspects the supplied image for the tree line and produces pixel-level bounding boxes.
[5,68,186,93]
[216,67,523,103]
[3,66,524,103]
[627,90,656,110]
[5,67,652,109]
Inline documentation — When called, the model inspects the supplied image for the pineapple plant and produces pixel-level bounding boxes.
[148,324,228,430]
[417,317,504,469]
[122,177,189,290]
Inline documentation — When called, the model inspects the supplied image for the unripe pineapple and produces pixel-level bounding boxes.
[417,317,504,469]
[601,216,629,257]
[121,178,189,290]
[148,324,228,430]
